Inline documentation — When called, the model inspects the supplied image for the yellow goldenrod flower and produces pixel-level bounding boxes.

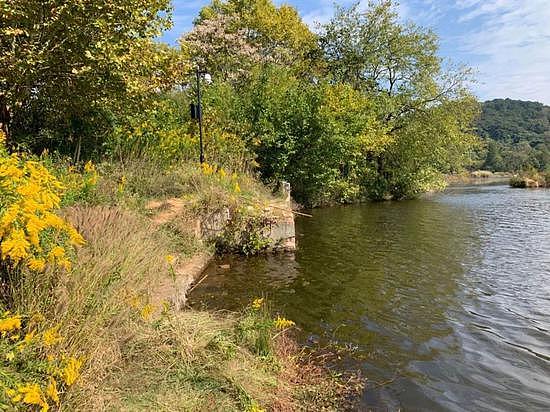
[27,257,47,272]
[5,387,20,403]
[0,315,22,332]
[48,246,65,261]
[251,298,264,310]
[42,327,63,347]
[201,162,214,175]
[46,377,59,404]
[274,316,296,330]
[117,175,126,193]
[140,304,154,320]
[57,257,72,271]
[67,227,86,246]
[17,383,49,412]
[0,152,84,273]
[19,330,35,350]
[84,160,95,173]
[62,357,83,386]
[128,295,140,309]
[1,229,31,263]
[248,402,266,412]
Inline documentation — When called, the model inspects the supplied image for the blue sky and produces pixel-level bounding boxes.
[161,0,550,104]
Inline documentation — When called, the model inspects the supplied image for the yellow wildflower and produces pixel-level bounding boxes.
[218,168,227,178]
[48,246,65,261]
[165,254,175,265]
[88,172,98,185]
[57,256,72,271]
[46,377,59,404]
[248,402,266,412]
[5,351,15,361]
[42,327,63,347]
[161,300,171,314]
[18,330,36,351]
[201,162,214,175]
[28,257,47,272]
[5,387,21,403]
[128,295,140,309]
[40,190,61,209]
[117,175,126,193]
[140,304,154,320]
[18,383,49,412]
[0,315,22,332]
[67,226,86,246]
[62,357,83,386]
[84,160,95,173]
[274,316,295,330]
[251,298,264,310]
[1,229,31,262]
[234,183,241,193]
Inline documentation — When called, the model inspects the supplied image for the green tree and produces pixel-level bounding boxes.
[0,0,175,156]
[477,99,550,171]
[181,0,319,81]
[320,1,479,199]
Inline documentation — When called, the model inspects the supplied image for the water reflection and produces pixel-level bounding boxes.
[190,184,550,411]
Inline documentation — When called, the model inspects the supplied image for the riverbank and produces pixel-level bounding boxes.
[1,158,359,411]
[510,171,550,188]
[445,170,513,185]
[189,183,550,411]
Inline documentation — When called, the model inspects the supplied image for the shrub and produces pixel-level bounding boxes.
[0,134,86,275]
[0,310,84,412]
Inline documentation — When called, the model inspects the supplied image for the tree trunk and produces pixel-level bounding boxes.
[0,95,11,147]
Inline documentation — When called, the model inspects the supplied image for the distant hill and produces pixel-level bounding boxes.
[477,99,550,172]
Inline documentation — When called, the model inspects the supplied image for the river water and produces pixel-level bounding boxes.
[189,183,550,411]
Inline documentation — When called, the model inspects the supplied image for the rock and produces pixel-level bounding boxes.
[219,264,230,269]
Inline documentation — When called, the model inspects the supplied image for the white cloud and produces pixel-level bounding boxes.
[454,0,550,103]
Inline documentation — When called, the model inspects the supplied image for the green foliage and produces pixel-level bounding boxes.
[232,65,388,205]
[477,99,550,172]
[185,0,319,80]
[318,1,479,200]
[0,0,185,157]
[215,208,274,255]
[2,0,481,206]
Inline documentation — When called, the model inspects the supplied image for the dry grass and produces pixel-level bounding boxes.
[7,204,330,411]
[6,165,356,411]
[94,159,276,215]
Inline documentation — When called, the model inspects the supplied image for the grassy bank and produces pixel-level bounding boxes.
[1,155,360,411]
[445,170,513,185]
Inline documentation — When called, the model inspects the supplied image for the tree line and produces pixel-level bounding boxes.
[1,0,480,206]
[477,99,550,172]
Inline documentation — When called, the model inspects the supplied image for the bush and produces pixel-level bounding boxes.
[0,134,86,275]
[0,310,84,412]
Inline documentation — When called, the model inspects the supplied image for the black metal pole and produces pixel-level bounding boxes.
[196,68,205,164]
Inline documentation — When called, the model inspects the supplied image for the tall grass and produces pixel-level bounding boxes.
[7,205,297,410]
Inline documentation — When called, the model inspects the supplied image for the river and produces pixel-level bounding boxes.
[189,183,550,411]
